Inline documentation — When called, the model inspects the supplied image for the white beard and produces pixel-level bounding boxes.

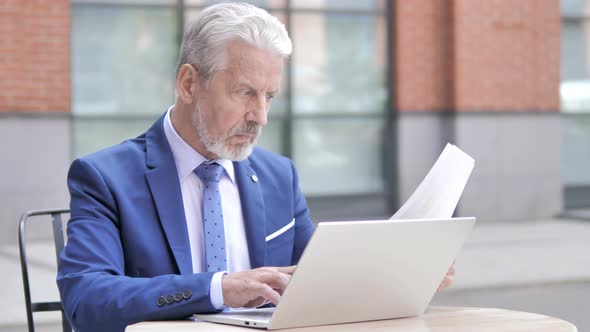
[191,103,261,161]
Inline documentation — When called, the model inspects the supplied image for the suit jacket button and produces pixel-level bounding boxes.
[175,292,183,302]
[183,289,192,299]
[157,296,166,306]
[166,295,175,304]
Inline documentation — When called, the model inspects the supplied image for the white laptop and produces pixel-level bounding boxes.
[195,217,476,330]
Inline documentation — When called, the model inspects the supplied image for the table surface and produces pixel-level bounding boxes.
[126,306,577,332]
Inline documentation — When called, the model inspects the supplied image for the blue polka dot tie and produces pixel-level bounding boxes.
[194,162,227,272]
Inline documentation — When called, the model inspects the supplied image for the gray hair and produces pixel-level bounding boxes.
[176,2,292,83]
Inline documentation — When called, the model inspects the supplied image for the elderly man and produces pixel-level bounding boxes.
[58,3,313,332]
[58,3,454,332]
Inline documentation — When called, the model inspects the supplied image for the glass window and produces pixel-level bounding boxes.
[71,3,178,156]
[185,0,286,9]
[73,117,159,158]
[561,0,590,210]
[560,0,590,114]
[293,118,384,195]
[561,0,590,17]
[562,116,590,186]
[71,0,390,210]
[183,7,287,25]
[292,14,386,114]
[256,119,284,155]
[72,5,178,116]
[73,0,176,4]
[292,0,384,10]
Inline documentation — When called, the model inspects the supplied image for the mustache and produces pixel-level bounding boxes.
[230,121,261,136]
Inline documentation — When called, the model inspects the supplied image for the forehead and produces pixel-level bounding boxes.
[221,40,284,89]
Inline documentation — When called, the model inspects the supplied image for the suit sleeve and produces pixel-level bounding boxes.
[289,159,315,265]
[57,158,217,332]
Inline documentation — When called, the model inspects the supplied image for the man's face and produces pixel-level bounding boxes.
[192,40,284,161]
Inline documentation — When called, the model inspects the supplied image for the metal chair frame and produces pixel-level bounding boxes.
[18,209,72,332]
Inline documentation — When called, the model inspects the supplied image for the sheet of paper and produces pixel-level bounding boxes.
[390,143,475,220]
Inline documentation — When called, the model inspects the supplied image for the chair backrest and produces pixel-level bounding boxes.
[18,209,72,332]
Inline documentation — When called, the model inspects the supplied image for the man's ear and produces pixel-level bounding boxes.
[176,64,200,104]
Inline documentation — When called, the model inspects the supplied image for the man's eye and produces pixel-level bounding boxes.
[266,94,275,101]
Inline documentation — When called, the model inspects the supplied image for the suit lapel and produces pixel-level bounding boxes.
[145,114,193,275]
[234,160,267,268]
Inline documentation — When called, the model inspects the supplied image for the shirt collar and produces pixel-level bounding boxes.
[163,105,235,183]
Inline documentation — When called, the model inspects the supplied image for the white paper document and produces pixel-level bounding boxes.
[390,143,475,220]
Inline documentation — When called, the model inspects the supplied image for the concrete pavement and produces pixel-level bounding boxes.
[2,217,590,331]
[433,218,590,332]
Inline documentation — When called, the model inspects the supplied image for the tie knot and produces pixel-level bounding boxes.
[194,162,223,183]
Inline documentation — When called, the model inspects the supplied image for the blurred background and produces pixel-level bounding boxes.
[1,0,589,331]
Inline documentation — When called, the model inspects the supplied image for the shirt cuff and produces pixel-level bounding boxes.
[210,271,227,310]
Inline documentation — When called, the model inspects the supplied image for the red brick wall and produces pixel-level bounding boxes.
[394,0,560,112]
[395,0,453,111]
[0,1,558,114]
[0,0,70,113]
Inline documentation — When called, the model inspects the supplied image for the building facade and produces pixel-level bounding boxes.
[1,0,577,244]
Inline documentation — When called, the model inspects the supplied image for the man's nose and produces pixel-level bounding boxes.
[246,95,268,127]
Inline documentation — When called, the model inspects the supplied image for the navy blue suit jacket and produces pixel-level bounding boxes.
[57,114,315,332]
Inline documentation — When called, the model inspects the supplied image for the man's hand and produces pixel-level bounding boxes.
[221,266,296,308]
[437,261,455,292]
